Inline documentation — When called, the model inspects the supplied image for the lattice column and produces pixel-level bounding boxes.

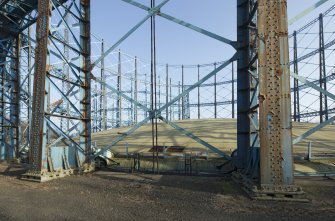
[236,0,259,175]
[27,0,51,177]
[23,0,93,182]
[0,41,6,160]
[79,0,93,166]
[0,37,20,161]
[9,35,20,159]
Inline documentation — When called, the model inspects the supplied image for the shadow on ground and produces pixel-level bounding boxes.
[0,162,28,178]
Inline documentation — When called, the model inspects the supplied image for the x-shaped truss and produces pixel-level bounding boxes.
[45,0,335,164]
[87,0,237,160]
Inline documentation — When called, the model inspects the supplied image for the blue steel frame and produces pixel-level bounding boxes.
[22,0,93,181]
[236,0,259,179]
[89,0,237,160]
[53,0,335,187]
[0,34,21,161]
[0,0,333,188]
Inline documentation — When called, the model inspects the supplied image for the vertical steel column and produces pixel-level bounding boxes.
[258,0,294,186]
[117,49,122,127]
[165,64,169,120]
[232,61,235,119]
[46,74,51,145]
[64,13,70,132]
[60,45,65,131]
[2,40,11,160]
[248,1,259,179]
[319,13,328,122]
[9,35,20,159]
[181,65,184,120]
[150,0,159,173]
[145,73,148,118]
[111,102,114,127]
[130,72,134,125]
[100,39,107,130]
[178,81,181,120]
[197,64,200,119]
[293,31,300,122]
[134,56,138,124]
[236,0,252,169]
[29,0,52,173]
[27,27,32,146]
[184,92,190,119]
[158,76,161,108]
[214,63,217,118]
[235,0,259,178]
[169,78,172,120]
[0,42,5,159]
[0,39,12,160]
[94,85,98,132]
[79,0,92,165]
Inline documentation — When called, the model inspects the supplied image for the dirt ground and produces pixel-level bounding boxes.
[0,163,334,221]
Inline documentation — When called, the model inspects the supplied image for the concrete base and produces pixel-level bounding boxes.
[21,162,96,182]
[21,169,75,182]
[232,172,308,202]
[82,162,96,173]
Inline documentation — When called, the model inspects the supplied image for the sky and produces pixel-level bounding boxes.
[90,0,333,66]
[82,0,335,123]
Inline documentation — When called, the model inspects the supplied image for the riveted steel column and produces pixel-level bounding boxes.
[0,43,5,160]
[79,0,92,164]
[27,27,32,146]
[258,0,294,186]
[29,0,51,173]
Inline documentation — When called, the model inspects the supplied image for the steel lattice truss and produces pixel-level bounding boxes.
[86,3,335,151]
[0,0,333,199]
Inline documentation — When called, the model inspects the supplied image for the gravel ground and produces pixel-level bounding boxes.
[0,163,334,221]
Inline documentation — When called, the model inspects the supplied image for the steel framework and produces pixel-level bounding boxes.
[0,0,334,200]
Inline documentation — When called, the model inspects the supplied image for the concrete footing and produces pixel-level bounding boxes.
[232,172,308,202]
[21,163,95,182]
